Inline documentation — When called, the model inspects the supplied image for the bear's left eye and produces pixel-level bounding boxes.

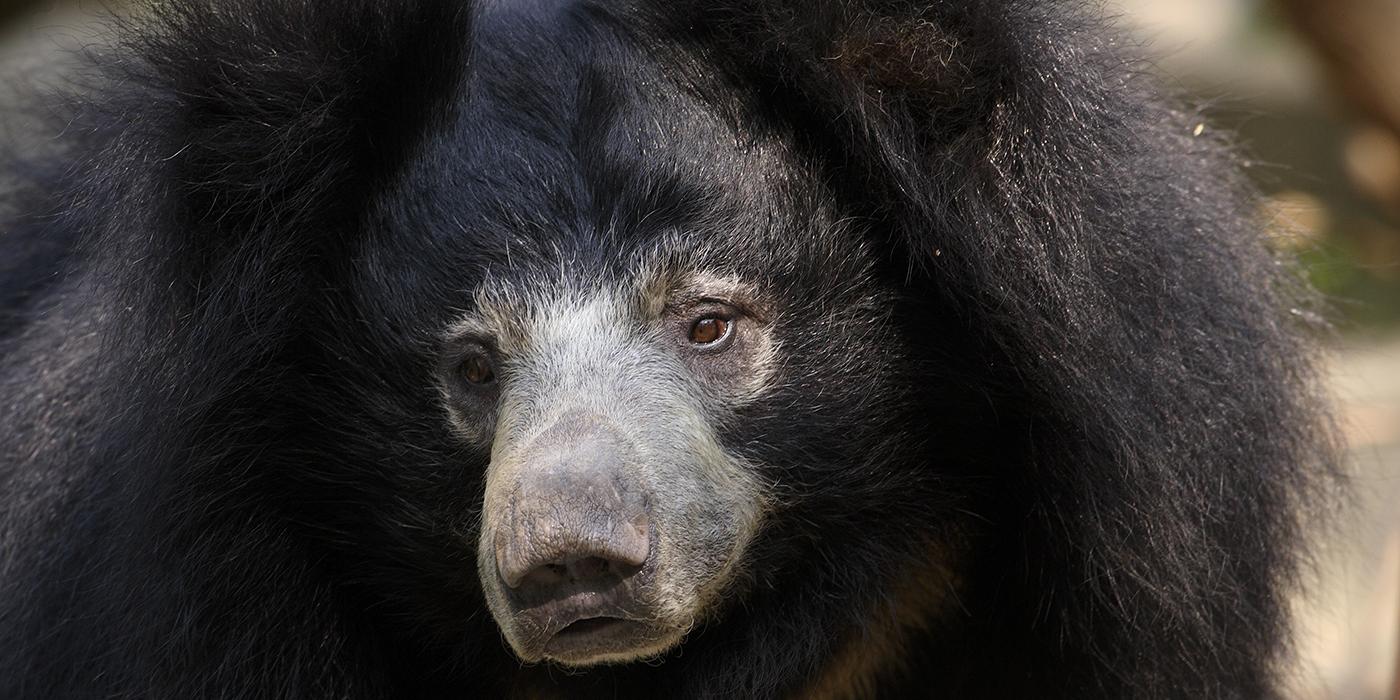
[688,315,735,348]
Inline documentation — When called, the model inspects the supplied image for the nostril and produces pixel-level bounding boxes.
[522,563,568,588]
[515,554,640,591]
[569,556,612,580]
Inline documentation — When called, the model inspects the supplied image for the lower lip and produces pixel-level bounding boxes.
[543,616,644,659]
[555,616,627,638]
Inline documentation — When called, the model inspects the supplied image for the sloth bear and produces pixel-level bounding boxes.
[0,0,1336,697]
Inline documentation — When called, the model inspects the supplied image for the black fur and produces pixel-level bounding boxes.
[0,0,1336,697]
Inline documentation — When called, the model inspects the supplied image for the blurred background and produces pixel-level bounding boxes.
[1104,2,1400,697]
[2,0,1399,696]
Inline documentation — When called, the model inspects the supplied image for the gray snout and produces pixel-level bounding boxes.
[495,416,651,602]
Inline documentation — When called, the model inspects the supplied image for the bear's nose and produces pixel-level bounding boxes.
[495,427,650,595]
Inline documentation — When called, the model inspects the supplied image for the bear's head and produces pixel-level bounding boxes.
[331,2,965,669]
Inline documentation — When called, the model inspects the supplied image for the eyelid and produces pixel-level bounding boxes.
[666,296,727,311]
[448,338,494,357]
[441,313,494,344]
[689,300,738,316]
[666,296,763,322]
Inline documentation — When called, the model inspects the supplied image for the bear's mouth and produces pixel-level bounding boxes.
[524,602,684,666]
[502,586,689,666]
[543,615,657,663]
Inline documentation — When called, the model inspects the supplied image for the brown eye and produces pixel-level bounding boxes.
[461,355,495,385]
[689,316,732,346]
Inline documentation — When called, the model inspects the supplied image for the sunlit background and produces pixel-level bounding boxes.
[3,0,1398,696]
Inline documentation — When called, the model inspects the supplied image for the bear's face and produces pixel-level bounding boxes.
[312,2,941,670]
[337,16,919,666]
[417,168,909,666]
[429,232,909,666]
[436,247,910,664]
[443,272,773,665]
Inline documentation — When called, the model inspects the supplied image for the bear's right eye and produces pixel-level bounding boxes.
[461,355,496,385]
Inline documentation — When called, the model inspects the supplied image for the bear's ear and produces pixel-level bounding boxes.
[121,0,472,246]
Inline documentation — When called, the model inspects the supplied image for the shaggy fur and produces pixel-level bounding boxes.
[0,0,1335,697]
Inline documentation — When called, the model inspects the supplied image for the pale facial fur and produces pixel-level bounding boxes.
[437,270,775,666]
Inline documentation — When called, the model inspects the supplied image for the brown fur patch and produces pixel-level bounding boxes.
[798,541,961,699]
